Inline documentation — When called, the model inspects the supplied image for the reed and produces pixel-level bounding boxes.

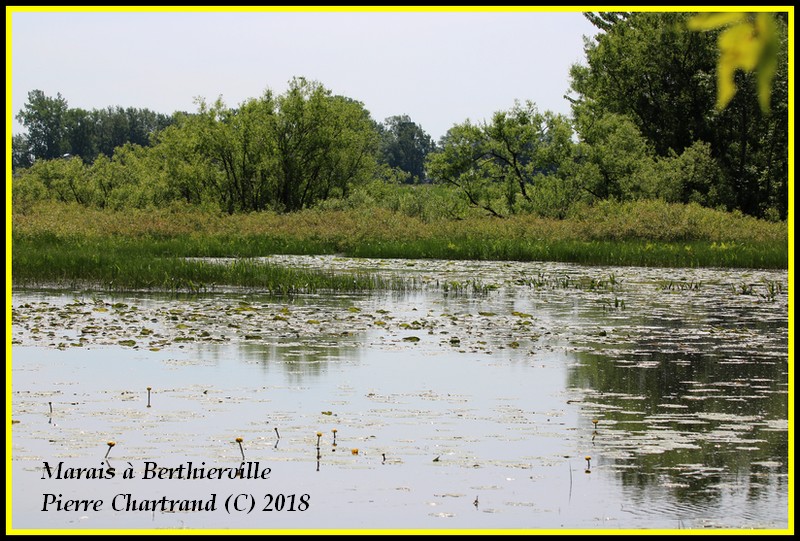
[11,200,788,294]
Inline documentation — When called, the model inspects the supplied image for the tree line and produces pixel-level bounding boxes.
[12,12,789,220]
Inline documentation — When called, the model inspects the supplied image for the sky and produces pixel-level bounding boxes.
[9,8,600,142]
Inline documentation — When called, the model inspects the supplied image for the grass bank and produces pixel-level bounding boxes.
[11,200,788,291]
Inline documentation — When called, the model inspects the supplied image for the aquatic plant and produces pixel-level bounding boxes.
[236,437,245,460]
[734,282,755,295]
[760,279,783,301]
[659,280,702,291]
[601,297,626,311]
[12,201,788,282]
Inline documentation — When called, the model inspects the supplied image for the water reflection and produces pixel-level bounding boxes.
[566,290,788,516]
[237,341,364,382]
[10,258,789,530]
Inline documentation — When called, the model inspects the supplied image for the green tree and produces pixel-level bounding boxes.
[191,92,278,213]
[148,114,215,207]
[157,77,381,214]
[12,134,33,171]
[427,101,575,217]
[572,111,655,201]
[378,115,435,183]
[15,90,178,165]
[569,11,789,218]
[65,107,98,163]
[16,90,69,161]
[271,78,380,212]
[93,106,132,158]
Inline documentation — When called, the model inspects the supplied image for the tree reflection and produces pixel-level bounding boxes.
[567,342,788,507]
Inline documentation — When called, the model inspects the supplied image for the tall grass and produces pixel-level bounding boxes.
[11,199,788,292]
[12,241,406,294]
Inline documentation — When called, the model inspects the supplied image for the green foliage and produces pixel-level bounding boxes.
[15,90,177,168]
[147,117,217,207]
[571,112,654,201]
[315,178,474,223]
[12,134,34,170]
[687,12,780,112]
[16,90,70,161]
[13,79,382,215]
[651,141,729,207]
[90,105,175,160]
[14,200,785,275]
[570,11,788,220]
[269,78,379,212]
[14,157,90,206]
[13,24,787,223]
[427,101,575,217]
[378,115,435,183]
[167,77,380,213]
[189,91,279,213]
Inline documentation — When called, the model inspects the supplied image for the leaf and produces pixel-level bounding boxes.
[687,12,746,30]
[689,12,780,113]
[755,13,779,113]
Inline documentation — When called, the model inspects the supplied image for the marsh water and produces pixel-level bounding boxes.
[10,256,790,531]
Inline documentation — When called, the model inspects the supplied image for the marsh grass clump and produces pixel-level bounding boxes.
[11,238,401,294]
[440,278,494,296]
[759,279,783,301]
[659,280,702,291]
[12,200,787,293]
[601,297,626,311]
[733,282,756,296]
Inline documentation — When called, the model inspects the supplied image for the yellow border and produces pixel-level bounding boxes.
[6,4,794,537]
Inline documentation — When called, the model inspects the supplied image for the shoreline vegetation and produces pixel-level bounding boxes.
[11,200,788,294]
[10,13,789,295]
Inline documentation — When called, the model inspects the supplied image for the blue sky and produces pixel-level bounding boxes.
[10,8,599,141]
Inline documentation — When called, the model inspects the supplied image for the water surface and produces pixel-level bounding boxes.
[10,257,790,531]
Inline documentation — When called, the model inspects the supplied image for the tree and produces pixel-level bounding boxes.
[571,111,654,201]
[191,92,278,214]
[160,77,381,213]
[16,90,69,161]
[65,107,98,163]
[147,114,214,207]
[12,134,33,171]
[427,101,575,217]
[379,115,435,183]
[271,79,380,212]
[15,90,178,165]
[569,11,789,219]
